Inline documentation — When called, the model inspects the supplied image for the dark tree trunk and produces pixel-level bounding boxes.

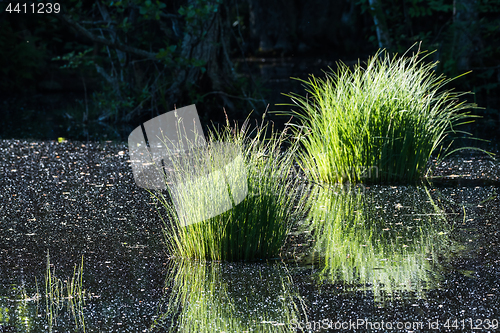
[453,0,479,71]
[248,0,296,54]
[167,0,237,111]
[368,0,391,49]
[57,0,241,121]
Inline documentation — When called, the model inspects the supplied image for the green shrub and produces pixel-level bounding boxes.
[152,117,308,261]
[283,49,477,183]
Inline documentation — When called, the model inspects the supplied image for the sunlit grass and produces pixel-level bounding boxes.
[45,251,86,331]
[282,47,478,183]
[152,117,309,261]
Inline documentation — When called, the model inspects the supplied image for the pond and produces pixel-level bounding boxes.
[0,139,499,332]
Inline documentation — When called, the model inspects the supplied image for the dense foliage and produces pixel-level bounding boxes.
[0,0,498,136]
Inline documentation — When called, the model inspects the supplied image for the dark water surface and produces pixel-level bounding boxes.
[0,140,499,332]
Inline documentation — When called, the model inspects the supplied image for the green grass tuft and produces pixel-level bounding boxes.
[152,117,308,261]
[282,47,478,184]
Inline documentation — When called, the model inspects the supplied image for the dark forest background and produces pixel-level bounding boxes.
[0,0,499,142]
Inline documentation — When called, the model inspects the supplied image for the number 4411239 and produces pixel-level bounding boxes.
[5,3,61,14]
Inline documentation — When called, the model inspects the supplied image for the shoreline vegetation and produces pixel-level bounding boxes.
[151,48,491,262]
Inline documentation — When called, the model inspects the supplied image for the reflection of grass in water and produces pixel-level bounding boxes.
[306,185,453,302]
[0,282,40,331]
[151,260,307,332]
[153,118,308,261]
[45,251,86,332]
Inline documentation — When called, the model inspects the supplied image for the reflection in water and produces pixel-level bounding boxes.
[0,256,87,333]
[305,185,457,302]
[151,260,307,332]
[0,286,38,332]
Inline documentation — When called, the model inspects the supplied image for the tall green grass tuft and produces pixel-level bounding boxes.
[152,117,308,261]
[283,48,477,183]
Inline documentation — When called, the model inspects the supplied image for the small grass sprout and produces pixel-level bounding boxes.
[283,46,478,184]
[45,251,86,331]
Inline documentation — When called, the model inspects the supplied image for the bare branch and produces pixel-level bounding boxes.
[201,90,265,103]
[80,20,117,25]
[160,12,180,20]
[56,13,157,60]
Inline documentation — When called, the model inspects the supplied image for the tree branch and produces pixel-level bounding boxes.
[56,13,157,60]
[200,90,264,102]
[159,12,181,20]
[81,20,117,25]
